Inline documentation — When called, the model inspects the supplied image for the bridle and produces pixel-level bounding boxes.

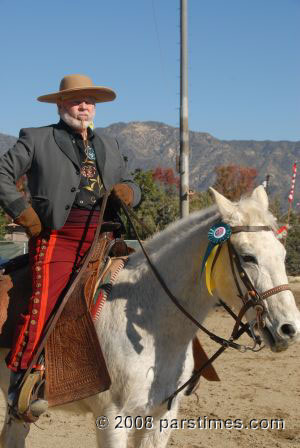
[226,225,291,340]
[120,202,291,408]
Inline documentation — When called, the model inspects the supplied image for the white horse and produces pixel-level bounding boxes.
[0,186,299,448]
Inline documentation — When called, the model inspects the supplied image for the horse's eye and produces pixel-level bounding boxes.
[241,255,257,264]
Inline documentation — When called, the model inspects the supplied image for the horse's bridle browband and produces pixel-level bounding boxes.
[231,225,271,233]
[119,202,291,408]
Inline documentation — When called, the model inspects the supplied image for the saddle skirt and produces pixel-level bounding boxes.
[45,255,127,406]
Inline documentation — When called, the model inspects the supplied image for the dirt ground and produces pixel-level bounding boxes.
[1,287,300,447]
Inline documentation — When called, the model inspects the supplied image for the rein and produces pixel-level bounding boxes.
[120,202,291,408]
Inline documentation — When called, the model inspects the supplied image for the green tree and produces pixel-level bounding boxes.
[0,208,8,239]
[122,169,179,239]
[189,191,214,213]
[285,211,300,275]
[122,169,216,239]
[269,195,282,221]
[0,175,27,240]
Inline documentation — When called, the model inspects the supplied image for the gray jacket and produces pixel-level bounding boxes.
[0,123,141,229]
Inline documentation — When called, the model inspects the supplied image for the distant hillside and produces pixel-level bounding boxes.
[96,121,300,205]
[1,121,300,205]
[0,133,16,155]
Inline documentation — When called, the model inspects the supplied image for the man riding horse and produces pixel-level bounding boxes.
[0,74,218,424]
[0,74,141,413]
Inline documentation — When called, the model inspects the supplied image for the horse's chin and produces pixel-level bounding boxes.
[261,327,290,352]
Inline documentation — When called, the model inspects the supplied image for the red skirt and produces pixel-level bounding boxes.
[7,209,102,372]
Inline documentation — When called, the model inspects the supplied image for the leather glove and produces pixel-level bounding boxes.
[14,206,42,238]
[112,184,134,206]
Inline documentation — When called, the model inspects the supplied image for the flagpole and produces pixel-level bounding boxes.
[284,205,292,248]
[284,161,297,247]
[284,205,292,246]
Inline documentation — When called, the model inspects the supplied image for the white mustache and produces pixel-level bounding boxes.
[58,107,95,130]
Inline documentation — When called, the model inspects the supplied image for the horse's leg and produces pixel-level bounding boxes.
[0,349,30,448]
[95,417,129,447]
[0,389,30,448]
[130,404,179,448]
[0,349,10,398]
[92,403,129,448]
[84,393,129,448]
[0,414,30,448]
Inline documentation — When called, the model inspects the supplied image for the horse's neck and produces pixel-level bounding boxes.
[134,208,219,345]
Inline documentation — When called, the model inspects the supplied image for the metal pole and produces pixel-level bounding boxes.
[265,174,270,195]
[283,204,292,248]
[179,0,189,218]
[262,174,271,195]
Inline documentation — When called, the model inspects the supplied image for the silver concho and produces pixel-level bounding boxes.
[85,145,96,161]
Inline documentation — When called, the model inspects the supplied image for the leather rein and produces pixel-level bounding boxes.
[120,202,291,408]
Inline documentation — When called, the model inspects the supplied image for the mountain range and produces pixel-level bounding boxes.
[1,121,300,206]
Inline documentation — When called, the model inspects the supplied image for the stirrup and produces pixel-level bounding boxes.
[17,371,48,423]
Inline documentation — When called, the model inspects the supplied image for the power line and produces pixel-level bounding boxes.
[151,0,168,93]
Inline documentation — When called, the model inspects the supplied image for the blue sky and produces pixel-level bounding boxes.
[1,0,299,140]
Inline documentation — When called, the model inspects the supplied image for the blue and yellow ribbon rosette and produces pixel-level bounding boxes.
[201,222,232,295]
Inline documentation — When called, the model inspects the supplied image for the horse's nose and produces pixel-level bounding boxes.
[280,323,297,338]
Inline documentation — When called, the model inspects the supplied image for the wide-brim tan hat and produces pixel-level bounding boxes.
[37,74,116,103]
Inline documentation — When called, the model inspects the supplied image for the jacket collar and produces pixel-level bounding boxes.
[53,121,106,175]
[53,121,80,168]
[93,132,106,178]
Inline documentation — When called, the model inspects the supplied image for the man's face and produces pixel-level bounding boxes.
[61,96,95,121]
[57,96,96,130]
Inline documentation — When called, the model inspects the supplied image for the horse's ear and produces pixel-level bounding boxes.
[251,185,269,210]
[209,187,236,219]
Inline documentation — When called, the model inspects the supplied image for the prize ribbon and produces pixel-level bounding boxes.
[201,222,232,295]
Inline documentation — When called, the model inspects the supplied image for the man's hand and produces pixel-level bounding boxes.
[112,184,134,206]
[14,206,42,238]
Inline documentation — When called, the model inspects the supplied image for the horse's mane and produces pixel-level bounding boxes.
[131,205,220,263]
[129,192,277,266]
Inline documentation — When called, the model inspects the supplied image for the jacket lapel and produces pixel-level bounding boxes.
[53,126,80,169]
[93,133,107,186]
